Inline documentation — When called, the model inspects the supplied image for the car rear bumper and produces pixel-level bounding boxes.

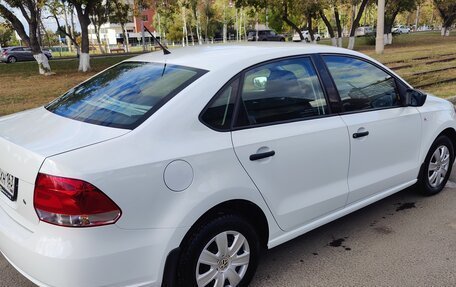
[0,202,183,287]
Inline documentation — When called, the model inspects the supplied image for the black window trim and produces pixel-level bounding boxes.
[46,61,208,130]
[198,76,241,132]
[232,55,336,131]
[318,53,411,116]
[199,54,337,132]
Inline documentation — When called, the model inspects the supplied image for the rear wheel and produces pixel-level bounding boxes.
[177,214,261,287]
[418,135,454,195]
[7,56,17,63]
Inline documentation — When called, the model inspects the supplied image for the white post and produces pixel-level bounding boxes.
[376,0,385,54]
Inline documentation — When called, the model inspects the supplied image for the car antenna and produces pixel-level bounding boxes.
[144,26,171,55]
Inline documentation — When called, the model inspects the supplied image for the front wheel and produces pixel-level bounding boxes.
[418,135,454,195]
[177,214,261,287]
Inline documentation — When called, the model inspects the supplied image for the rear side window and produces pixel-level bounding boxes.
[200,79,239,131]
[323,56,400,112]
[236,57,328,127]
[46,62,206,129]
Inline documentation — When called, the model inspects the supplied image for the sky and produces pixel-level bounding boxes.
[1,7,78,34]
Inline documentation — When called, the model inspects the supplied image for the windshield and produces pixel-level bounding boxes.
[46,62,206,129]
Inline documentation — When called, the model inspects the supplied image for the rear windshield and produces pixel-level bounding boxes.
[46,62,206,129]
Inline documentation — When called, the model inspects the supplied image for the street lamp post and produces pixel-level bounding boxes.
[376,0,385,54]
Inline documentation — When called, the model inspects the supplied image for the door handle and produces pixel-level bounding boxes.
[250,150,275,161]
[353,131,369,138]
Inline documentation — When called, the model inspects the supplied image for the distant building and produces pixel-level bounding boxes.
[134,7,155,33]
[88,4,156,48]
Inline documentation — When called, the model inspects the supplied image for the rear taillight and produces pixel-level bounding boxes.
[34,173,121,227]
[1,51,7,56]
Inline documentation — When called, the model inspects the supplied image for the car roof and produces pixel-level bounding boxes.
[128,43,370,72]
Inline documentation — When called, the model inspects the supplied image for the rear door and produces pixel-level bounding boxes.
[322,55,422,204]
[231,56,350,231]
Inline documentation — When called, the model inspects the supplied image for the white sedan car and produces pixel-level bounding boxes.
[0,43,455,287]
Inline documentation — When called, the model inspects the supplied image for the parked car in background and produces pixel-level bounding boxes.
[292,30,321,42]
[355,26,374,37]
[1,43,455,287]
[393,25,411,34]
[0,46,52,64]
[247,30,286,41]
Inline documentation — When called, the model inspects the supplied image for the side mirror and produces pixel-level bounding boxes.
[404,88,427,107]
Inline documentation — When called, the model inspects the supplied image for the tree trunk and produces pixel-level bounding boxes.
[28,8,52,75]
[334,6,343,47]
[337,37,342,47]
[0,4,30,47]
[347,36,355,50]
[121,23,130,52]
[320,10,335,43]
[63,4,73,52]
[348,0,370,50]
[283,2,304,40]
[307,14,315,43]
[196,11,202,44]
[93,23,105,54]
[385,8,400,46]
[33,53,52,75]
[77,9,91,72]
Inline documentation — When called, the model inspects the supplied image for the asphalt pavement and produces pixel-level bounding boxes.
[2,170,456,287]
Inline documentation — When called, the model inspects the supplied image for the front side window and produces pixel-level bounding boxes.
[323,56,400,112]
[236,57,328,127]
[46,62,206,129]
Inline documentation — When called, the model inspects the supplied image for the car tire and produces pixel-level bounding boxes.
[177,214,261,287]
[7,56,17,64]
[280,38,285,42]
[417,135,454,196]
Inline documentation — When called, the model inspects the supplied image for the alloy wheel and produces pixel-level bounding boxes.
[428,145,450,188]
[196,231,250,287]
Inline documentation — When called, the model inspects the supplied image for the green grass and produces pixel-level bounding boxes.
[0,31,455,116]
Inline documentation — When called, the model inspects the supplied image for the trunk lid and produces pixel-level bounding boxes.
[0,107,129,230]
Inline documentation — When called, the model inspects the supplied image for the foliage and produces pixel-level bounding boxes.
[0,22,15,47]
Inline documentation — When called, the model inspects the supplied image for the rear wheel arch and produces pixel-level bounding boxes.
[163,200,269,286]
[180,199,270,250]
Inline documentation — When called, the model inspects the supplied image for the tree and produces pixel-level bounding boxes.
[110,0,131,52]
[0,22,14,47]
[90,1,109,53]
[347,0,371,49]
[433,0,456,36]
[46,0,81,55]
[67,0,96,72]
[0,1,52,74]
[236,0,306,41]
[384,0,418,45]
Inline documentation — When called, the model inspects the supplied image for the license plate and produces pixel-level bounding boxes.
[0,168,18,201]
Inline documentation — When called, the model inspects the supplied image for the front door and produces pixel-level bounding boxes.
[322,55,422,204]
